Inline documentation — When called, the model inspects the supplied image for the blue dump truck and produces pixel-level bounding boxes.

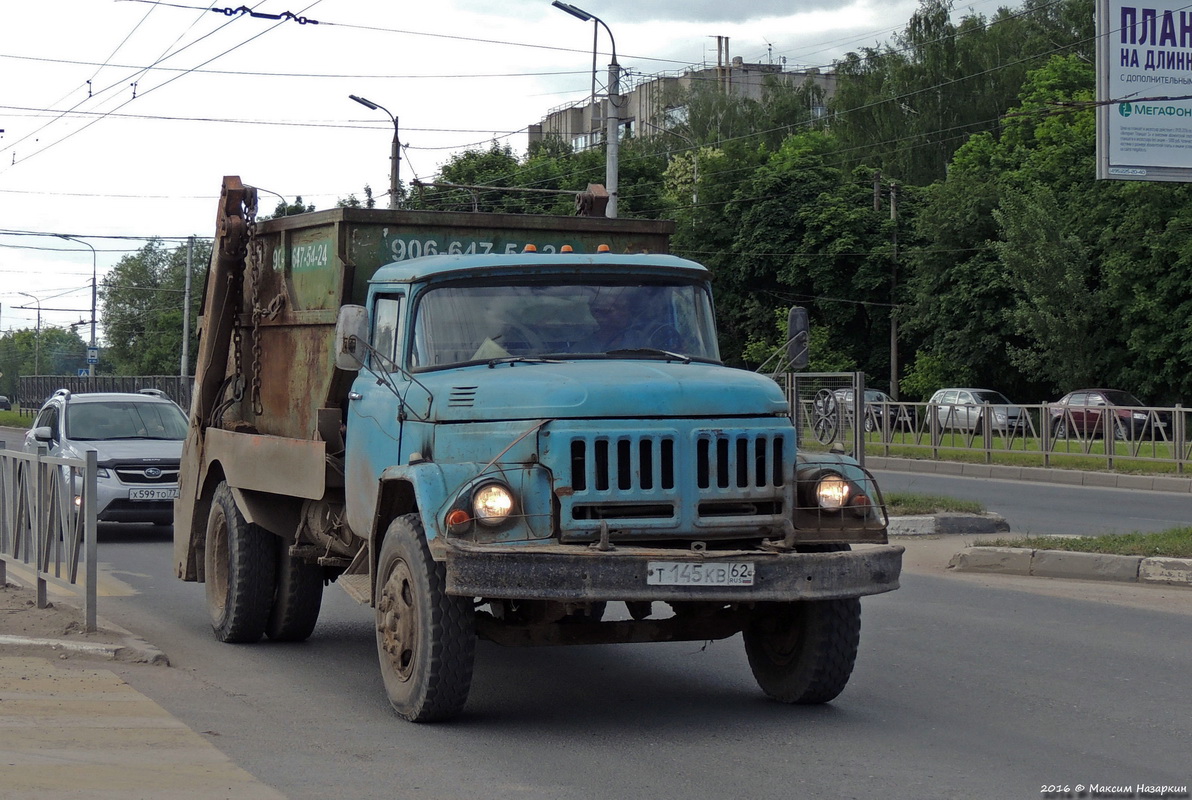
[175,177,902,722]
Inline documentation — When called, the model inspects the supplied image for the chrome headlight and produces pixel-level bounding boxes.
[815,473,850,510]
[1132,412,1147,420]
[472,482,515,526]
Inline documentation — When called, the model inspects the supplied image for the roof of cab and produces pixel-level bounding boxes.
[369,252,709,284]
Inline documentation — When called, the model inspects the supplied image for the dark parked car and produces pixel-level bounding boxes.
[0,395,11,411]
[1049,389,1171,440]
[833,388,914,432]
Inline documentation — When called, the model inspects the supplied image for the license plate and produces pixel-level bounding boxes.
[129,487,178,501]
[646,561,755,587]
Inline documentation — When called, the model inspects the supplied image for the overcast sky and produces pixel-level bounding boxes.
[0,0,988,342]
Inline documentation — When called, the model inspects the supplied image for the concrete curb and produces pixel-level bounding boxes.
[887,511,1009,536]
[947,546,1192,587]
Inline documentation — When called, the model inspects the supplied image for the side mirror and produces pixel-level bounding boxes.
[786,306,810,370]
[33,426,53,442]
[334,305,370,372]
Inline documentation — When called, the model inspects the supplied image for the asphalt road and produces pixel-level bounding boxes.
[874,469,1192,536]
[6,430,1189,798]
[88,490,1190,800]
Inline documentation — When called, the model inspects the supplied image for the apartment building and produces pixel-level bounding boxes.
[530,56,836,152]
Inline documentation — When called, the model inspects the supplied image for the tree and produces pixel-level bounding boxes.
[100,238,210,376]
[0,326,88,396]
[337,185,376,209]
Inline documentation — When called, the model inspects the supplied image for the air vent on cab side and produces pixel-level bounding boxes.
[448,386,478,407]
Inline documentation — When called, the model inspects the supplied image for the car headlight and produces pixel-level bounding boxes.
[96,467,111,479]
[994,412,1007,421]
[1132,412,1147,420]
[472,482,515,526]
[815,473,850,510]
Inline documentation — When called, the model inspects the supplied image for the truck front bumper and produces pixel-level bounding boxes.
[442,541,903,603]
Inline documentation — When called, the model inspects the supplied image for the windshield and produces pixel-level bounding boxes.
[66,401,188,441]
[971,390,1013,405]
[1102,390,1143,406]
[410,279,721,369]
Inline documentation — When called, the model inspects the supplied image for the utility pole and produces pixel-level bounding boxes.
[606,59,620,218]
[181,236,193,378]
[889,182,899,401]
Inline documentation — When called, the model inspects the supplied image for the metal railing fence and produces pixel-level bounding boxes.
[783,378,1190,474]
[0,440,98,631]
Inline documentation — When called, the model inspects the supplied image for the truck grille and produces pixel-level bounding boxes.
[552,426,793,539]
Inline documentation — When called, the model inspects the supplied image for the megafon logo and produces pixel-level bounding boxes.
[1119,102,1133,117]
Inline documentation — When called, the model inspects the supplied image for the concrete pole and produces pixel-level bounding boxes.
[605,59,620,219]
[389,116,401,210]
[181,236,193,377]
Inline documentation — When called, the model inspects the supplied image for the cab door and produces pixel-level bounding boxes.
[344,293,410,539]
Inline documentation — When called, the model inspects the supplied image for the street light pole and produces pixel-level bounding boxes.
[552,1,620,218]
[57,234,98,377]
[17,291,41,375]
[349,95,401,209]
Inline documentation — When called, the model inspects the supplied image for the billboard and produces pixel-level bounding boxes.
[1097,0,1192,181]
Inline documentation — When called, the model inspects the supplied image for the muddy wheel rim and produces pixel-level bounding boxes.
[377,558,417,683]
[207,509,229,616]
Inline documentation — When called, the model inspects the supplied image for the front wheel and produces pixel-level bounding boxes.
[204,482,277,643]
[375,514,475,722]
[743,597,861,705]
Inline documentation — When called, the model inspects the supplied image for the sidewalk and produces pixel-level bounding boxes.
[0,577,285,799]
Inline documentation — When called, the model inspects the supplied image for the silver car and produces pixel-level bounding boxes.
[24,389,187,525]
[929,388,1025,433]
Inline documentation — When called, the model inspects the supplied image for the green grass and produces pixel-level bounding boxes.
[801,430,1190,476]
[0,410,30,428]
[983,528,1192,559]
[885,492,984,516]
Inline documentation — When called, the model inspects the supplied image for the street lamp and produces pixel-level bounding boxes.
[552,1,620,218]
[17,291,41,375]
[349,94,401,209]
[56,234,98,377]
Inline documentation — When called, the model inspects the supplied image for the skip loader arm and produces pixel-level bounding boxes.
[173,177,255,580]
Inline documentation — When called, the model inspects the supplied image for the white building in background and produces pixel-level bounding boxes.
[530,53,837,152]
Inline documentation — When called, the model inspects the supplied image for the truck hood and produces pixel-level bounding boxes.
[415,360,788,421]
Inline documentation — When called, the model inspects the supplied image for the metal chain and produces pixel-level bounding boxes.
[245,191,264,416]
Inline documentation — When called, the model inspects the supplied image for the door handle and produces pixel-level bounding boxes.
[348,391,363,401]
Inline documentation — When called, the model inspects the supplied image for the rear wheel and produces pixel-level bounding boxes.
[375,514,475,722]
[266,546,324,642]
[204,482,277,643]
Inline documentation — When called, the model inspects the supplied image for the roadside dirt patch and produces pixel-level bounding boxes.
[0,579,134,658]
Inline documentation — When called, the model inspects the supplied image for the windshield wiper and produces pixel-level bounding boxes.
[486,356,564,367]
[605,348,693,363]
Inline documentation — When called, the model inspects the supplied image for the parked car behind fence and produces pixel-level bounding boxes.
[928,388,1026,434]
[1049,389,1172,441]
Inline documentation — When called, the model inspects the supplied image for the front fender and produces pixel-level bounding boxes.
[374,461,554,546]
